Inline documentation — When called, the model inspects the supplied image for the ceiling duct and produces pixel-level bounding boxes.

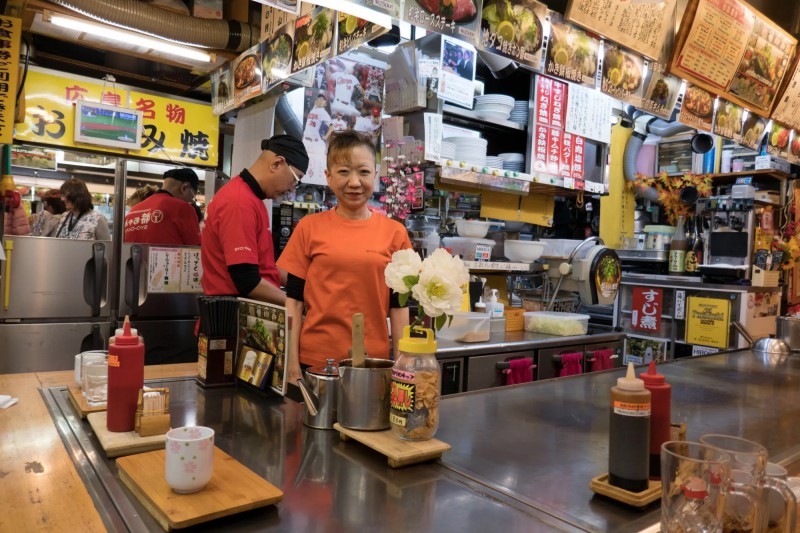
[47,0,258,52]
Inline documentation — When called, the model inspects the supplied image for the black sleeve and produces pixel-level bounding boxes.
[228,263,261,296]
[389,290,403,309]
[286,273,306,302]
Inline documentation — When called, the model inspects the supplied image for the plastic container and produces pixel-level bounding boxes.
[442,237,495,261]
[390,327,440,441]
[609,363,651,492]
[106,316,145,432]
[504,239,546,263]
[523,311,589,336]
[435,312,490,342]
[540,238,584,258]
[640,361,671,480]
[643,225,675,251]
[488,288,504,318]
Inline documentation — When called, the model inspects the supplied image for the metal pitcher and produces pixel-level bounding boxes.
[776,316,800,352]
[337,358,393,430]
[297,359,339,429]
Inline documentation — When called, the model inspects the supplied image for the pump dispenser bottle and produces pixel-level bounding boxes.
[640,361,671,480]
[106,316,145,432]
[488,289,504,317]
[608,363,651,492]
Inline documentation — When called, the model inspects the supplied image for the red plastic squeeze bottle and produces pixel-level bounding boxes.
[640,360,671,480]
[106,316,145,432]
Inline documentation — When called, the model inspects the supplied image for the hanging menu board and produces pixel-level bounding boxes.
[565,0,677,61]
[544,12,600,89]
[771,59,800,131]
[669,0,797,118]
[477,0,548,71]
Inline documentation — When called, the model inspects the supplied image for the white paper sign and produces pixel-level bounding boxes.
[148,247,181,293]
[424,113,442,162]
[180,248,203,293]
[674,290,686,320]
[565,83,613,144]
[438,35,476,109]
[692,345,719,356]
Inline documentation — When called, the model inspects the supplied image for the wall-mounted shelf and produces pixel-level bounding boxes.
[711,170,790,181]
[463,261,537,272]
[442,104,527,132]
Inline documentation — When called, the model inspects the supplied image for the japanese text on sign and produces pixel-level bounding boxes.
[0,16,21,144]
[631,287,663,332]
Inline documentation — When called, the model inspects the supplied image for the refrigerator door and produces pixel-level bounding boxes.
[0,321,111,373]
[0,236,111,320]
[118,243,201,318]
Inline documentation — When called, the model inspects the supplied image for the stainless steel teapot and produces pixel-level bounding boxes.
[297,359,339,429]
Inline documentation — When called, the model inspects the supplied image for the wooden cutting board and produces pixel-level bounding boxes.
[87,411,166,458]
[117,447,283,531]
[334,423,451,468]
[67,384,106,419]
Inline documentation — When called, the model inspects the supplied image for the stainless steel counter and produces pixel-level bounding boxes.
[435,330,626,357]
[42,350,800,532]
[436,350,800,532]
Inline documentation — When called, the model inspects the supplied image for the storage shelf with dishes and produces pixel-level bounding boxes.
[436,160,606,197]
[442,104,527,132]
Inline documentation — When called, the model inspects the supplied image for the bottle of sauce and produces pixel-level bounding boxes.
[609,363,651,492]
[106,316,145,432]
[640,361,671,480]
[684,216,702,275]
[668,215,687,275]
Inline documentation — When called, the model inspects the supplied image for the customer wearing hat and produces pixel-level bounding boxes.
[124,167,201,245]
[201,134,308,305]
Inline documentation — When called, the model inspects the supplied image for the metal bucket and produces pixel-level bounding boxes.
[776,316,800,352]
[337,358,393,430]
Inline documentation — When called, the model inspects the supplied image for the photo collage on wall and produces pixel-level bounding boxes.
[301,57,385,183]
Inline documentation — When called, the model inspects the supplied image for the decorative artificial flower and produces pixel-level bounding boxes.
[630,171,713,225]
[384,247,470,330]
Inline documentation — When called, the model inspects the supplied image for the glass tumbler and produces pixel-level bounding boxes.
[82,355,108,405]
[700,434,797,533]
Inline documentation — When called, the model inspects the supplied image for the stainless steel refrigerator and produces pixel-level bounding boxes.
[117,242,201,365]
[0,236,112,373]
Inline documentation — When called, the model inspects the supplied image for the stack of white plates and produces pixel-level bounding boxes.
[499,152,525,172]
[444,136,488,167]
[510,101,528,125]
[485,156,504,168]
[474,94,515,121]
[440,141,456,160]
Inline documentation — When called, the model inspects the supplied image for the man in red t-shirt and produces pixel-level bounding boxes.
[201,135,308,305]
[124,168,201,245]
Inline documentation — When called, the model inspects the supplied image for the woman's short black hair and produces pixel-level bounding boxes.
[43,195,66,214]
[326,130,376,169]
[60,178,93,214]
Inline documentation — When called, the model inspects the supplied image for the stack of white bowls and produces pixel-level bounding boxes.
[499,153,525,172]
[443,136,488,167]
[440,141,456,161]
[474,94,515,121]
[485,156,504,169]
[510,101,528,125]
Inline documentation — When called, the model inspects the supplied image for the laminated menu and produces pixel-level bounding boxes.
[477,0,547,71]
[670,0,796,116]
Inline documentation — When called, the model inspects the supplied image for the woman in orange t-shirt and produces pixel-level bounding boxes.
[277,131,412,384]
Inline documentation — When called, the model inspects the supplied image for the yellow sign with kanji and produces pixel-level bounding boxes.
[15,67,218,166]
[15,69,128,153]
[686,296,731,349]
[0,16,21,144]
[129,91,218,166]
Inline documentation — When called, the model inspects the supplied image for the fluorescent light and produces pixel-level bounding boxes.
[48,13,213,63]
[303,0,392,29]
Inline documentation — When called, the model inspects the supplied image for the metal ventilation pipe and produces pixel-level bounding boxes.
[49,0,258,52]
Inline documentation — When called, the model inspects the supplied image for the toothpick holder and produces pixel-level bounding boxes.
[135,388,171,437]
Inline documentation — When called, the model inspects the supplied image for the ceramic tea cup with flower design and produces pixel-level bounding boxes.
[165,426,215,493]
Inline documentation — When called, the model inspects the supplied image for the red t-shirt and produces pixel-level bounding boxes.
[201,172,280,295]
[123,191,200,245]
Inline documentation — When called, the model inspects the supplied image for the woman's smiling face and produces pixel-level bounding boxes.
[325,145,375,214]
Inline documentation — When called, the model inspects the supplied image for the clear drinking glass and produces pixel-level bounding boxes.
[700,434,798,533]
[82,356,108,405]
[661,441,741,533]
[79,350,107,396]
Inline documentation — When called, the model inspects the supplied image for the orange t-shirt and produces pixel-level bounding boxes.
[276,209,412,368]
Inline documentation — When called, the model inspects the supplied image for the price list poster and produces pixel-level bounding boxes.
[670,0,796,117]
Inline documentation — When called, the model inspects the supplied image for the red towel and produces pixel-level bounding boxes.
[504,358,534,385]
[592,349,615,371]
[559,352,583,377]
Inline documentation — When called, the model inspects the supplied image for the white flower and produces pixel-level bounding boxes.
[384,248,422,294]
[420,248,470,288]
[411,269,464,318]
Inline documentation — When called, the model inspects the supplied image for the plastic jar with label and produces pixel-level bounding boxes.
[389,326,440,441]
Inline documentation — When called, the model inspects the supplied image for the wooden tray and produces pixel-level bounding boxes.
[589,473,661,508]
[87,411,166,458]
[67,384,106,419]
[333,423,451,468]
[117,446,283,531]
